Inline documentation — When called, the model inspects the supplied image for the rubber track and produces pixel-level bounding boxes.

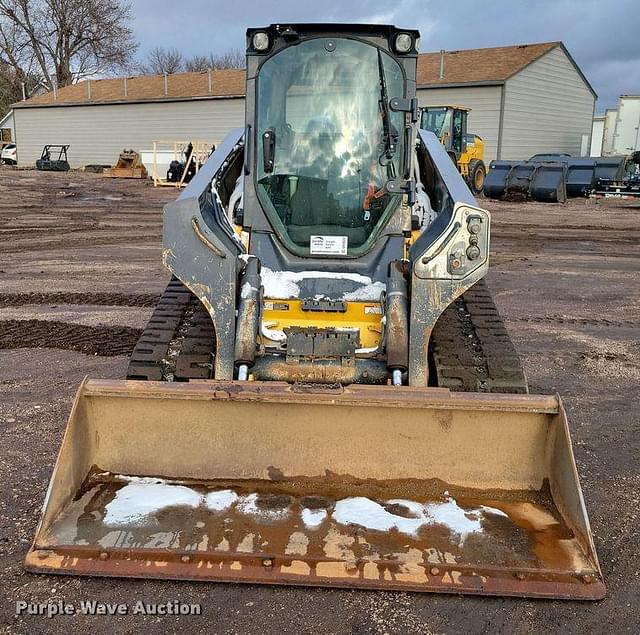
[126,279,214,381]
[0,320,142,356]
[430,279,528,393]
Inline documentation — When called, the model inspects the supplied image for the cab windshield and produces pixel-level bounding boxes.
[256,38,405,256]
[421,107,451,138]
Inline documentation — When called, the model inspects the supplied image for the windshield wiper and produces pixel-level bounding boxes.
[376,49,399,179]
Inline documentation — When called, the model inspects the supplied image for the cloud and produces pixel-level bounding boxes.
[131,0,637,110]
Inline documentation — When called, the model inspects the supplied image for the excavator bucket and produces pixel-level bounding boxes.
[26,379,604,599]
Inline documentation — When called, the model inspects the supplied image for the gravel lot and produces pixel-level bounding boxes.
[1,168,638,634]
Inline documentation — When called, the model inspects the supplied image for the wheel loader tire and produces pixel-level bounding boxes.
[468,159,486,195]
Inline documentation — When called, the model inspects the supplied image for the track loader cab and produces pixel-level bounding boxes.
[164,24,491,386]
[420,106,486,194]
[245,26,414,258]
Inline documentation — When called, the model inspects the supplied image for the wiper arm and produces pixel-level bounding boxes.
[376,49,398,178]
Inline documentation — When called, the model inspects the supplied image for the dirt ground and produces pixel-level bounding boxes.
[0,168,638,634]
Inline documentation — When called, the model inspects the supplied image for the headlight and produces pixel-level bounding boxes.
[394,33,413,54]
[252,31,270,52]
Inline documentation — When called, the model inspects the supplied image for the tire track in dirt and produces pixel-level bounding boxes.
[511,315,640,328]
[0,319,142,356]
[2,233,162,253]
[0,292,160,308]
[0,224,157,239]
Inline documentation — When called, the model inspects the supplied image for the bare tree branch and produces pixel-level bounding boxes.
[0,0,138,92]
[206,49,245,70]
[140,48,246,75]
[137,46,184,75]
[1,59,40,114]
[184,53,208,73]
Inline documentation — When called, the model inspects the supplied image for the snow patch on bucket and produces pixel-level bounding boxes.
[333,496,506,544]
[104,483,239,525]
[104,483,201,525]
[301,508,328,528]
[236,493,291,520]
[206,489,238,511]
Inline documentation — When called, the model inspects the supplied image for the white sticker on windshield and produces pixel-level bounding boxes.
[309,235,348,255]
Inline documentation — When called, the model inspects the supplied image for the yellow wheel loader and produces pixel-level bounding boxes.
[26,24,604,600]
[420,105,486,194]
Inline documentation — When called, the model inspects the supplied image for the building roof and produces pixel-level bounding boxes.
[0,108,14,127]
[15,41,588,108]
[416,41,559,87]
[17,68,246,107]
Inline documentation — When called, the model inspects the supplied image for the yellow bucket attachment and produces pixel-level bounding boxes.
[26,379,604,599]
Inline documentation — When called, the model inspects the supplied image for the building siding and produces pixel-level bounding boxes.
[500,47,595,160]
[601,108,618,155]
[13,98,245,167]
[417,85,502,162]
[590,116,605,156]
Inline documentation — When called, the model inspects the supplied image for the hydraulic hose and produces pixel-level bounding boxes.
[385,260,409,385]
[234,256,261,379]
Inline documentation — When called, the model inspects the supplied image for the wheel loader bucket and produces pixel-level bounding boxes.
[26,379,604,600]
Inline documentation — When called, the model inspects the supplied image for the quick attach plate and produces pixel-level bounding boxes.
[285,327,360,358]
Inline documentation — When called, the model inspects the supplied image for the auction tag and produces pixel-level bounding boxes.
[310,235,348,255]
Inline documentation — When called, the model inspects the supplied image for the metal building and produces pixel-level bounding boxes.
[10,41,595,167]
[590,95,640,157]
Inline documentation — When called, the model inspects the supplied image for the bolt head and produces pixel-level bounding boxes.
[430,567,440,576]
[466,245,481,261]
[99,551,109,561]
[468,221,482,234]
[262,558,273,567]
[451,258,462,269]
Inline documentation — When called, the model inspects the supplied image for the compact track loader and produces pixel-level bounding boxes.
[26,24,604,600]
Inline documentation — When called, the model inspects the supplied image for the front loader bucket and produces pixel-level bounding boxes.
[26,379,604,599]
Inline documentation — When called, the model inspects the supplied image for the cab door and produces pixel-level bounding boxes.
[451,108,467,158]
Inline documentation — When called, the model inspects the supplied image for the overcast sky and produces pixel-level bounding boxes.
[131,0,638,111]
